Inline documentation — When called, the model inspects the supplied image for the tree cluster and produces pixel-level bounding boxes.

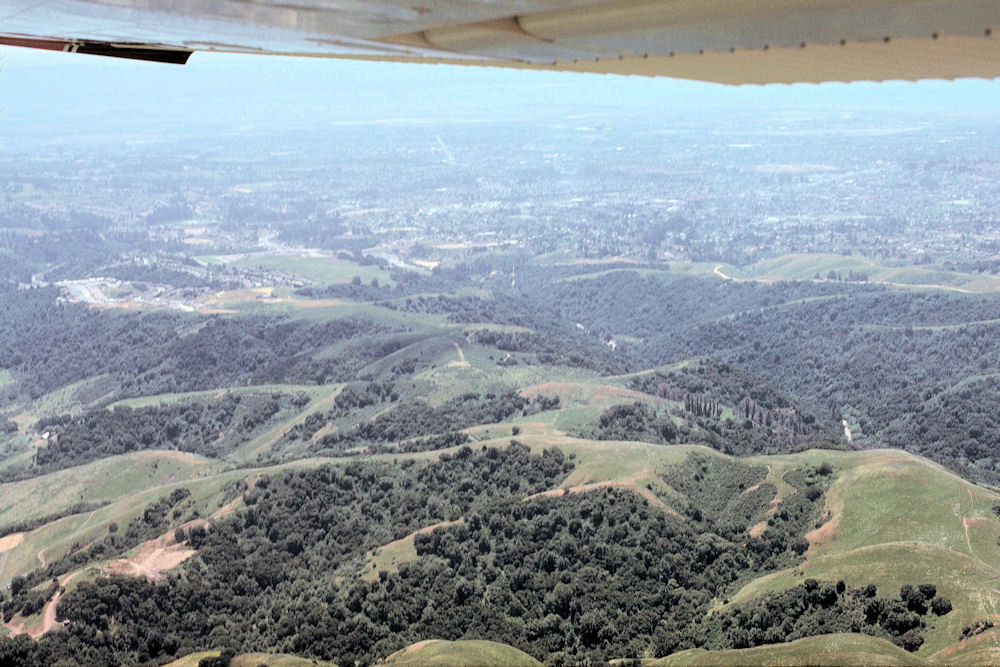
[7,392,304,480]
[705,579,952,653]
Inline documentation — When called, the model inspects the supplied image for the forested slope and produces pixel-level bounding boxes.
[4,252,1000,666]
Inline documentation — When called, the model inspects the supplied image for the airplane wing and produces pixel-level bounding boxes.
[1,0,999,83]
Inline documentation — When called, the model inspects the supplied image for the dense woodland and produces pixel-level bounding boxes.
[531,269,1000,482]
[702,580,952,652]
[2,445,572,665]
[346,260,1000,483]
[0,286,406,404]
[306,390,560,456]
[4,246,1000,664]
[0,448,847,666]
[580,397,835,457]
[15,257,1000,486]
[0,392,309,480]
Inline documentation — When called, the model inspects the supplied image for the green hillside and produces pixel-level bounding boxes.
[717,449,1000,661]
[6,251,1000,666]
[656,633,929,666]
[165,651,338,666]
[379,640,543,666]
[743,253,1000,293]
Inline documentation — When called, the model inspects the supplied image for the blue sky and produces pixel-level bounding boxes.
[2,45,999,146]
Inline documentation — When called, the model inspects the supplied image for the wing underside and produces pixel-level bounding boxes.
[1,0,999,83]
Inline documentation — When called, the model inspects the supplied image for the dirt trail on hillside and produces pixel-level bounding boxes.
[34,572,77,637]
[524,469,678,516]
[963,488,977,557]
[447,342,470,368]
[713,265,735,280]
[5,570,80,638]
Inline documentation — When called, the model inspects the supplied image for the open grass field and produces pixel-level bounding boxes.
[165,651,338,667]
[196,286,341,313]
[715,253,1000,293]
[668,261,748,279]
[231,253,395,287]
[0,451,238,584]
[666,254,1000,294]
[0,438,37,474]
[378,640,542,666]
[0,450,222,529]
[12,374,116,425]
[656,633,929,666]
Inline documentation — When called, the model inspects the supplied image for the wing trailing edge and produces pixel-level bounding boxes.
[0,34,192,64]
[1,0,999,82]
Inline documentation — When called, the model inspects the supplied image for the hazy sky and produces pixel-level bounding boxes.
[2,45,999,147]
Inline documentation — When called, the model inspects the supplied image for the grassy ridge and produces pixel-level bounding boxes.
[107,383,326,410]
[655,633,929,666]
[0,451,231,584]
[379,640,542,666]
[165,651,338,666]
[231,254,395,287]
[744,253,1000,293]
[0,450,221,528]
[724,449,1000,659]
[5,373,1000,665]
[667,253,1000,293]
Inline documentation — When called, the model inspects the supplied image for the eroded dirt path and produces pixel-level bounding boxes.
[964,487,976,557]
[447,342,470,368]
[524,468,679,516]
[5,570,80,638]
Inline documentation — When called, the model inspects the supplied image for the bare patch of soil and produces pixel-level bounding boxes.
[0,532,24,552]
[524,470,680,516]
[749,521,768,538]
[104,526,197,582]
